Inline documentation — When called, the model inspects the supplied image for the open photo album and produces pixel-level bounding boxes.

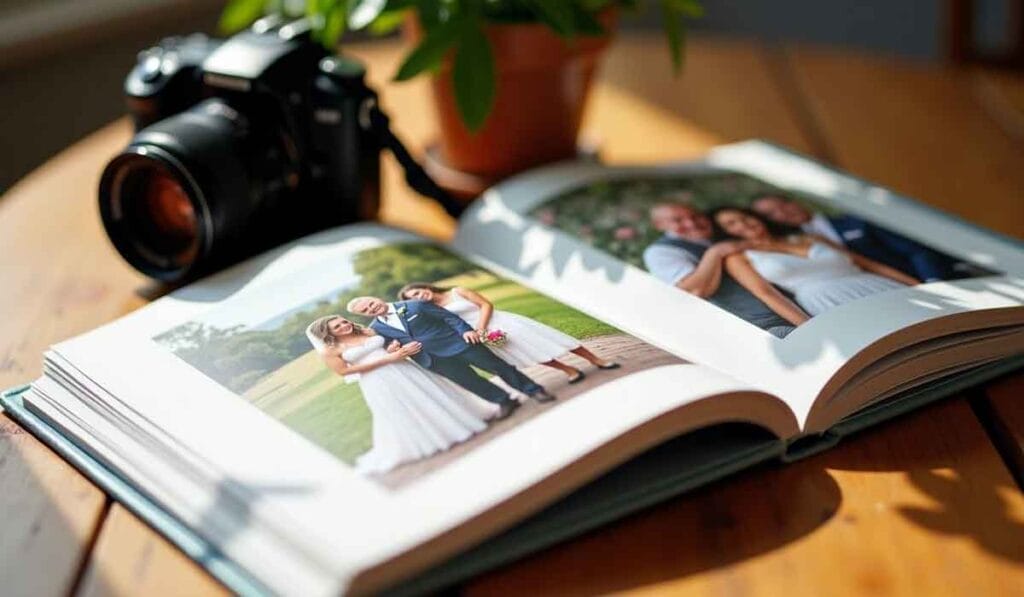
[4,141,1024,595]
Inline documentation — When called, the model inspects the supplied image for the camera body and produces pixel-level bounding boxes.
[100,19,381,281]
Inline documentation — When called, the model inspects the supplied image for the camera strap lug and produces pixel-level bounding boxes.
[360,97,467,218]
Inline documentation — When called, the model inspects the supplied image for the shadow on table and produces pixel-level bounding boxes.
[464,395,1024,594]
[0,413,108,597]
[823,394,1024,565]
[464,454,841,595]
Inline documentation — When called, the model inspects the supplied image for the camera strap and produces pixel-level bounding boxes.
[363,100,467,218]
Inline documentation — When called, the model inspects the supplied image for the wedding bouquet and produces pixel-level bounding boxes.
[482,329,508,348]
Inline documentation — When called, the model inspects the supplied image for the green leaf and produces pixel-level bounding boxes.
[452,20,495,132]
[659,0,683,73]
[349,0,386,29]
[571,4,606,36]
[415,0,445,30]
[524,0,576,37]
[667,0,704,18]
[307,0,335,20]
[368,9,408,35]
[579,0,615,11]
[219,0,268,34]
[394,17,461,81]
[611,0,640,10]
[321,3,348,48]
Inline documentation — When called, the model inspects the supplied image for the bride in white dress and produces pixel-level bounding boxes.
[306,315,498,475]
[397,283,620,384]
[711,207,920,322]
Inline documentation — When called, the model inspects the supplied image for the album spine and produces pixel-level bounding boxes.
[780,430,842,464]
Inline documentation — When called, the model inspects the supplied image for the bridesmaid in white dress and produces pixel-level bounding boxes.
[306,315,497,475]
[396,283,620,384]
[710,207,920,322]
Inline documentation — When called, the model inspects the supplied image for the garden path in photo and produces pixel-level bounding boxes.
[372,333,685,490]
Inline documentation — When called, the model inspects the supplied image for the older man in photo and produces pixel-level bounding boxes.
[348,295,554,420]
[642,198,795,338]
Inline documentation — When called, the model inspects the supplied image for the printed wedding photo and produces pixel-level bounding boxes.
[530,171,999,338]
[154,242,685,489]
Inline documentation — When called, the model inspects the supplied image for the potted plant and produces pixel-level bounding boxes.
[221,0,701,194]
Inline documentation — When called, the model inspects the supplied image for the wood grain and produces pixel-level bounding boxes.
[465,399,1024,596]
[0,119,147,391]
[784,46,1024,237]
[982,375,1024,487]
[74,505,228,597]
[586,34,818,160]
[0,414,107,597]
[0,35,1022,597]
[0,121,141,595]
[973,68,1024,143]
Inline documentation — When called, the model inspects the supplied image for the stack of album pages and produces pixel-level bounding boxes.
[4,141,1024,595]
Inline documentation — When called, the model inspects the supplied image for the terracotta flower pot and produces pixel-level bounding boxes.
[405,12,616,194]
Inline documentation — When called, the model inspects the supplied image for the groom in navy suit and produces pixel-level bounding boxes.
[347,296,554,420]
[751,195,959,282]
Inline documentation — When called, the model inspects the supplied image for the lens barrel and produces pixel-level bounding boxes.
[100,149,206,279]
[99,99,259,281]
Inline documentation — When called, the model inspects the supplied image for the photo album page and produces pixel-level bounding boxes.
[453,141,1024,426]
[28,224,788,595]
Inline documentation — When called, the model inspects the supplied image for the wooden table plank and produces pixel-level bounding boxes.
[973,68,1024,143]
[0,119,142,596]
[0,414,108,597]
[468,397,1024,597]
[0,118,148,392]
[970,67,1024,485]
[586,34,818,159]
[466,399,1024,596]
[74,505,228,597]
[982,376,1024,485]
[783,46,1024,238]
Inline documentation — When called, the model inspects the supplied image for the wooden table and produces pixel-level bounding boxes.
[2,34,1024,596]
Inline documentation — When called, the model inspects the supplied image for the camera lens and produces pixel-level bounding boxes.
[102,151,205,277]
[139,171,198,253]
[99,98,275,282]
[100,148,208,280]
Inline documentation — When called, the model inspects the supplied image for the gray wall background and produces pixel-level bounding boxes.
[686,0,1012,60]
[0,0,1015,192]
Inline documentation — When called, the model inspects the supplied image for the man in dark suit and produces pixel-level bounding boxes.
[347,296,554,420]
[750,195,958,282]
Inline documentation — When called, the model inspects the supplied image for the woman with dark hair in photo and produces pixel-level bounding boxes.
[709,207,920,322]
[397,283,619,384]
[306,315,497,474]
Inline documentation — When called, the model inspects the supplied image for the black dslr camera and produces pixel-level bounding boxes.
[100,18,455,282]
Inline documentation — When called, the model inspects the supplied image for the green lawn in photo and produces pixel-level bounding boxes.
[241,274,617,465]
[281,378,372,465]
